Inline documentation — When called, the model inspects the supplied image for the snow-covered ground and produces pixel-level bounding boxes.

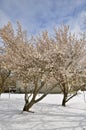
[0,91,86,130]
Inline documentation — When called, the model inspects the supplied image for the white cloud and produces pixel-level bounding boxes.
[66,10,86,34]
[0,0,86,34]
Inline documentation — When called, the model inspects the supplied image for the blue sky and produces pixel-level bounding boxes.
[0,0,86,35]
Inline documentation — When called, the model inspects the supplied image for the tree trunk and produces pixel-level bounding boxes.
[23,100,34,112]
[23,103,29,111]
[62,92,67,107]
[23,90,35,112]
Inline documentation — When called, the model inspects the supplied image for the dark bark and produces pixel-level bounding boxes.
[23,101,34,111]
[62,92,67,106]
[62,83,68,107]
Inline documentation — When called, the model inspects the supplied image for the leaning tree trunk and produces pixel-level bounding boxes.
[23,87,34,112]
[23,83,58,112]
[23,100,34,112]
[23,92,47,112]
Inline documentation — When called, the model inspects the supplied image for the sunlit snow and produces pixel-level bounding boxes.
[0,91,86,130]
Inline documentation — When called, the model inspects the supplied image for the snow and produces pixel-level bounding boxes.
[0,92,86,130]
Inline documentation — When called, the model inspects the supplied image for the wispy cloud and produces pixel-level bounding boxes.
[66,10,86,34]
[0,0,86,34]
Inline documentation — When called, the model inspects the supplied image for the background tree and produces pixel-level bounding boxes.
[0,48,11,94]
